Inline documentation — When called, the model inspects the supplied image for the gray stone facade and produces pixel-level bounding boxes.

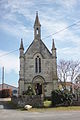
[18,12,58,97]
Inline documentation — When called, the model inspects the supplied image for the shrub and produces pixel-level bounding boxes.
[51,90,73,106]
[23,85,36,96]
[62,90,73,106]
[44,100,51,107]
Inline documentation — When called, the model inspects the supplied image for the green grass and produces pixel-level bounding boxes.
[19,100,80,112]
[44,100,52,107]
[28,106,80,112]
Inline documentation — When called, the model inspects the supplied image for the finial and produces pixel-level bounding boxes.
[36,11,38,16]
[21,38,23,41]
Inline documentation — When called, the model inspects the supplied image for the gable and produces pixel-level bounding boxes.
[24,39,52,59]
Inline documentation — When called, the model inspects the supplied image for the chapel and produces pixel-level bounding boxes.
[19,12,58,97]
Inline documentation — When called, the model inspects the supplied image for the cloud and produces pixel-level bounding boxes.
[0,22,33,41]
[0,0,34,39]
[0,50,19,73]
[39,10,80,62]
[58,46,80,61]
[0,0,80,87]
[59,0,77,9]
[0,0,80,63]
[40,11,80,43]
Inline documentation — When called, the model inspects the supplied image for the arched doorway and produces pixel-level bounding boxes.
[32,76,45,95]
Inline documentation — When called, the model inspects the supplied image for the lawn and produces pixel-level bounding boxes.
[20,100,80,112]
[28,106,80,112]
[27,100,80,112]
[21,100,80,112]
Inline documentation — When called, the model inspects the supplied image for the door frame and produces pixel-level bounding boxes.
[32,76,45,95]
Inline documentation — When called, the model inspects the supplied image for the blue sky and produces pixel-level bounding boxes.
[0,0,80,87]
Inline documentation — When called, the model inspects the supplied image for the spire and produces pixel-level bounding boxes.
[34,12,41,40]
[52,39,56,58]
[52,39,56,50]
[20,38,24,50]
[34,11,41,27]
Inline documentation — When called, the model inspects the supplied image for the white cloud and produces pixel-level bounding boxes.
[39,11,80,61]
[59,0,77,9]
[0,22,33,41]
[0,0,80,63]
[0,0,80,87]
[58,46,80,60]
[0,50,19,73]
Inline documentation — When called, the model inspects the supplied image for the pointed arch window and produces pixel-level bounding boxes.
[35,58,38,73]
[35,56,41,73]
[39,58,41,72]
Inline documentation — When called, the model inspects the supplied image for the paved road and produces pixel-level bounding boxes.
[0,109,80,120]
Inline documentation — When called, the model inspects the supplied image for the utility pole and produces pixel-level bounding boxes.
[2,67,4,91]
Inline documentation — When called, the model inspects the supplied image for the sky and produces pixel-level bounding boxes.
[0,0,80,87]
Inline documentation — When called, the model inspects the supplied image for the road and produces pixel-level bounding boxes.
[0,109,80,120]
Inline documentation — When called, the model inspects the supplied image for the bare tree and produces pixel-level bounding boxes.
[69,60,80,83]
[58,60,80,92]
[58,60,70,90]
[75,74,80,84]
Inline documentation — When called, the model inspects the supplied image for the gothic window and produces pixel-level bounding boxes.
[39,58,41,73]
[35,58,38,73]
[35,56,41,73]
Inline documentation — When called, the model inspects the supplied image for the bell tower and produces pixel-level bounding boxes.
[34,12,41,40]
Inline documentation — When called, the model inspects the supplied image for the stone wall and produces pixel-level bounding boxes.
[19,38,58,96]
[11,95,44,108]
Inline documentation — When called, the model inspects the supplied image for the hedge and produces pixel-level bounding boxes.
[51,90,73,106]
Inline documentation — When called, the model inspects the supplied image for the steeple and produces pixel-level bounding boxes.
[34,11,41,26]
[34,12,41,40]
[20,38,24,50]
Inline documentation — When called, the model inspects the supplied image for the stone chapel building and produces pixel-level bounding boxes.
[18,12,58,97]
